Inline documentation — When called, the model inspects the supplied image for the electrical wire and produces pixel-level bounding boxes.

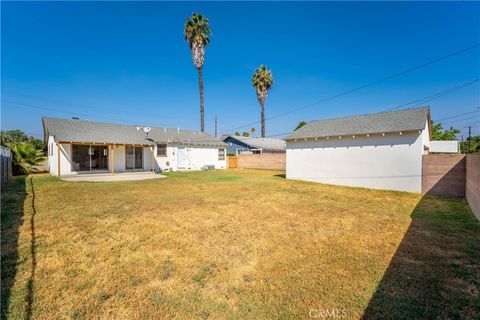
[221,43,480,133]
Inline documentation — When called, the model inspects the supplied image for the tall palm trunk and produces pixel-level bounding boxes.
[197,67,205,132]
[260,101,265,137]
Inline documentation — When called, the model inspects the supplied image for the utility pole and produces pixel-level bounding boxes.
[463,124,478,153]
[214,114,218,138]
[467,125,472,154]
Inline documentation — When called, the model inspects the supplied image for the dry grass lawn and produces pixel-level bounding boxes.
[1,169,479,319]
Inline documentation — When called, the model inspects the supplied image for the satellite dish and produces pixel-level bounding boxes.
[143,127,151,133]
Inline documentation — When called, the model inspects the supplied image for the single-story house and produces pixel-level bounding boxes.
[43,117,227,176]
[429,140,460,153]
[223,135,286,155]
[285,107,432,193]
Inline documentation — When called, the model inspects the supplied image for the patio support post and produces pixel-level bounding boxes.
[111,145,115,175]
[151,145,155,173]
[57,142,61,177]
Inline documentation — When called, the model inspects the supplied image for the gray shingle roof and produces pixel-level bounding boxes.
[43,117,227,147]
[285,107,430,140]
[225,135,286,150]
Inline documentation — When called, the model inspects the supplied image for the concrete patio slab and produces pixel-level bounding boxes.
[61,172,166,182]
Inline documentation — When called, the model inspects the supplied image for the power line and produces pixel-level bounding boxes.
[435,108,480,122]
[385,79,479,112]
[221,43,480,133]
[4,90,195,121]
[447,115,480,124]
[1,99,195,130]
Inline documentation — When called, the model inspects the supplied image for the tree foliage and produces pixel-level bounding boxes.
[1,129,45,150]
[242,132,249,137]
[184,13,211,53]
[11,142,45,175]
[431,122,460,141]
[294,121,307,131]
[460,135,480,154]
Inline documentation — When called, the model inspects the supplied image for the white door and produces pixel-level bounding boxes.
[177,147,187,168]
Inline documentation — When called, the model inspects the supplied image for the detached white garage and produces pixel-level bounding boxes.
[285,107,431,193]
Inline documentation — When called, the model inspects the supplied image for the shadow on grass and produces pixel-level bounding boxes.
[274,173,286,179]
[362,195,480,319]
[25,176,37,320]
[1,176,37,320]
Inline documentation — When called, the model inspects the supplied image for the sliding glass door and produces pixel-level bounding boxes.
[72,145,108,171]
[126,146,143,170]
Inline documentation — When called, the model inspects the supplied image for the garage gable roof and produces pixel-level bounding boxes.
[43,117,227,147]
[285,107,430,140]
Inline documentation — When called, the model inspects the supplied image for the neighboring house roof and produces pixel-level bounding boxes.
[224,135,286,150]
[42,117,227,147]
[285,107,430,140]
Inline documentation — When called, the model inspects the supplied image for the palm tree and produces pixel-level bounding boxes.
[251,127,256,136]
[11,142,45,175]
[184,13,212,132]
[251,65,273,137]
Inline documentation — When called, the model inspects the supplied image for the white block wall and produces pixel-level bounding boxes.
[429,141,459,153]
[286,131,425,193]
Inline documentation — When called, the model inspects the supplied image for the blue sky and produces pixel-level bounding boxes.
[2,1,479,139]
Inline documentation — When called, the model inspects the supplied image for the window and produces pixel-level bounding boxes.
[72,145,109,171]
[126,146,143,170]
[157,144,167,157]
[218,148,225,160]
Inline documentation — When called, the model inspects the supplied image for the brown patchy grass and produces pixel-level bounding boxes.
[1,170,479,319]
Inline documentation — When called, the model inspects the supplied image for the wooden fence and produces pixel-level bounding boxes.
[228,153,286,170]
[228,156,238,168]
[1,146,12,185]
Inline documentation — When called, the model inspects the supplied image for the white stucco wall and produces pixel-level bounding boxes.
[111,145,154,172]
[47,136,57,175]
[153,145,226,171]
[185,146,226,170]
[422,120,431,153]
[113,145,126,172]
[48,138,74,176]
[286,131,427,193]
